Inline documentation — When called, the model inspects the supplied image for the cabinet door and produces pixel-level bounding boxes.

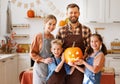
[105,0,120,23]
[0,61,5,84]
[107,57,120,71]
[105,56,120,84]
[18,54,31,75]
[4,56,18,84]
[83,0,105,23]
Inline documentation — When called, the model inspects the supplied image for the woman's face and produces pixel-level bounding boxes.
[44,19,56,33]
[90,36,102,51]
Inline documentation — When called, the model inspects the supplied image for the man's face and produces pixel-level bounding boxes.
[66,7,80,23]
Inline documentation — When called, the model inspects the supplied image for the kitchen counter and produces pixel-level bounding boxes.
[107,49,120,54]
[0,53,30,60]
[0,53,17,60]
[106,53,120,57]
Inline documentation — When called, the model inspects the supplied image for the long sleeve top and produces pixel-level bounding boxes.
[30,32,54,63]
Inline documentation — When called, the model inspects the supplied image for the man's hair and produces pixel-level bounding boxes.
[67,3,80,11]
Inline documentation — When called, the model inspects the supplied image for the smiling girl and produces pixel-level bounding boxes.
[70,33,107,84]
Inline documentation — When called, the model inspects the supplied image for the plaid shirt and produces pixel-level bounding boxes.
[56,22,91,48]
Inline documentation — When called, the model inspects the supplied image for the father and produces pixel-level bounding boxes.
[56,3,91,84]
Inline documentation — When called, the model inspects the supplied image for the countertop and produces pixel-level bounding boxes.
[106,53,120,57]
[107,49,120,54]
[0,53,17,60]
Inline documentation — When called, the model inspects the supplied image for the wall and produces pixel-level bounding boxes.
[84,23,120,49]
[0,0,120,49]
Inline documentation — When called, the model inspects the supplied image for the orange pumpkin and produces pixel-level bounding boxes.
[27,9,35,18]
[65,18,69,24]
[64,47,83,63]
[59,20,66,26]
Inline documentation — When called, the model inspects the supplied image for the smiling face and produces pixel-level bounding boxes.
[51,44,63,58]
[90,36,102,51]
[44,19,56,33]
[66,7,80,23]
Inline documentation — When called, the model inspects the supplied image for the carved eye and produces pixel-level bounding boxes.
[68,51,71,55]
[76,51,79,55]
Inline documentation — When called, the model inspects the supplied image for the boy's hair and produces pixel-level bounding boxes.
[51,39,63,47]
[67,3,80,11]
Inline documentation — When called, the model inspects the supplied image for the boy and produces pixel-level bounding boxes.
[46,39,74,84]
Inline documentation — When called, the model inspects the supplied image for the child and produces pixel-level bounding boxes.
[46,39,74,84]
[70,33,107,84]
[30,14,57,84]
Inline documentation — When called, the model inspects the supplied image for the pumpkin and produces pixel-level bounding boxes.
[65,18,69,24]
[64,47,83,63]
[27,9,35,18]
[59,20,66,26]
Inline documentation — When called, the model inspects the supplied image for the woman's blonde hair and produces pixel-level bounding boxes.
[44,14,57,23]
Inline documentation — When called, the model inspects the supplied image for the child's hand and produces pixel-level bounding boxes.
[74,59,84,65]
[68,62,75,66]
[61,53,65,62]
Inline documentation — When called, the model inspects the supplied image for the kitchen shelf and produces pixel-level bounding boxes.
[12,24,30,28]
[25,16,44,20]
[13,34,29,39]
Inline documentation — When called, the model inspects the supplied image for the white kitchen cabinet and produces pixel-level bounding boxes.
[83,0,120,23]
[0,60,5,84]
[105,54,120,84]
[105,0,120,23]
[83,0,105,23]
[0,55,18,84]
[18,53,31,75]
[4,56,18,84]
[0,0,2,35]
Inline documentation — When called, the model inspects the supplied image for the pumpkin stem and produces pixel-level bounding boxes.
[72,41,75,47]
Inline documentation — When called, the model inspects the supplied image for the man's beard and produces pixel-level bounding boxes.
[69,17,79,23]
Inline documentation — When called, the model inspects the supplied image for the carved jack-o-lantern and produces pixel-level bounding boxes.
[64,47,83,63]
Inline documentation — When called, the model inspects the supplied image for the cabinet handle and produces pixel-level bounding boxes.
[2,60,6,63]
[113,21,120,23]
[10,58,14,60]
[89,21,97,23]
[113,57,120,59]
[115,73,120,76]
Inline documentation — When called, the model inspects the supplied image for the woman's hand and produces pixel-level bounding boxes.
[43,57,53,64]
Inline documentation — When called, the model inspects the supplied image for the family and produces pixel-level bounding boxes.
[30,3,107,84]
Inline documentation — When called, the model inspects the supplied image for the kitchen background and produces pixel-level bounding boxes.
[0,0,120,51]
[0,0,120,84]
